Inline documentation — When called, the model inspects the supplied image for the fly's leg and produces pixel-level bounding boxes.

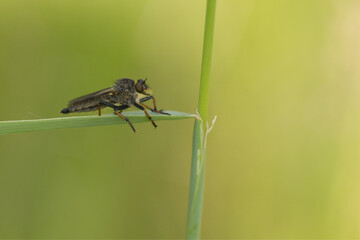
[114,111,137,134]
[139,96,171,115]
[99,100,126,111]
[139,96,158,110]
[134,103,157,128]
[98,103,101,116]
[99,100,136,133]
[141,103,170,116]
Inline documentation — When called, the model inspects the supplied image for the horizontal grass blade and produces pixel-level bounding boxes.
[0,111,194,135]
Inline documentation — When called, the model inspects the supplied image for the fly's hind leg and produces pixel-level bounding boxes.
[98,103,101,116]
[98,100,136,133]
[139,96,171,115]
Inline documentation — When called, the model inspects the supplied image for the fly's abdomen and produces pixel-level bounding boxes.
[61,87,119,114]
[61,100,100,113]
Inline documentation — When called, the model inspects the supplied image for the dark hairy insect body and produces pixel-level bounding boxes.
[60,78,170,133]
[61,79,136,113]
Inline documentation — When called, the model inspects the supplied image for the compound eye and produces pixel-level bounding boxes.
[135,80,144,93]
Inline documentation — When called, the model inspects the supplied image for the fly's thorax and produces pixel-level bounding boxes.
[112,78,153,105]
[114,78,135,90]
[113,78,136,105]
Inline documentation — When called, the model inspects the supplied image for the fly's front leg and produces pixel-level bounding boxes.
[134,103,157,128]
[139,96,157,111]
[139,96,158,111]
[139,96,171,115]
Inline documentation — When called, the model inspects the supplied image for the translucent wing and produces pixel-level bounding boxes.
[68,87,118,105]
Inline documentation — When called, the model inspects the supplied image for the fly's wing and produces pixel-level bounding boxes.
[63,87,119,113]
[68,87,117,105]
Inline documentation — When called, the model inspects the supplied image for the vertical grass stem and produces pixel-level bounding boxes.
[186,0,217,239]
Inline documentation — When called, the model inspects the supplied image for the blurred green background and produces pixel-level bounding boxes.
[1,0,360,238]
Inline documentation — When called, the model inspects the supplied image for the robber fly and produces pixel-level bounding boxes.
[60,78,170,133]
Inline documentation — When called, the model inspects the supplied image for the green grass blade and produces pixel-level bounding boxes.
[0,111,194,135]
[187,119,205,238]
[197,0,216,126]
[187,0,217,239]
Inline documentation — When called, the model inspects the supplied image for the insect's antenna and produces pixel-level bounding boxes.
[144,76,148,82]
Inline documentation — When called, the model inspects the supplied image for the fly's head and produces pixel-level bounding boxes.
[135,78,152,96]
